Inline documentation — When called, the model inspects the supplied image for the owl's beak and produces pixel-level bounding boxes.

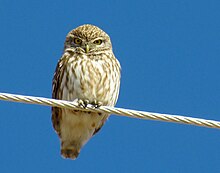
[85,44,90,53]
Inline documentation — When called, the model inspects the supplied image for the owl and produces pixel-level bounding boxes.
[52,24,121,160]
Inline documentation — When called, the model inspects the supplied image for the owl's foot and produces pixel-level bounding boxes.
[76,99,102,110]
[77,99,89,109]
[90,100,102,108]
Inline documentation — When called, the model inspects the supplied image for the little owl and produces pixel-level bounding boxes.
[52,24,121,160]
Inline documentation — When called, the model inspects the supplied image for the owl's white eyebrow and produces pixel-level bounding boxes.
[93,37,104,40]
[68,34,76,38]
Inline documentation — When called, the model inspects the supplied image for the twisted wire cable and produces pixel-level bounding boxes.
[0,92,219,129]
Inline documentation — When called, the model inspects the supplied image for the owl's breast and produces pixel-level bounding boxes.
[62,54,120,106]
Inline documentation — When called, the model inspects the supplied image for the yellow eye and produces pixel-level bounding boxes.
[73,38,82,44]
[93,39,103,45]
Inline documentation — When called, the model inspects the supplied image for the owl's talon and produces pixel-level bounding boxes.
[91,100,102,108]
[77,99,89,109]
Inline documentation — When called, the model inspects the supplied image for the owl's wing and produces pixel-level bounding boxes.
[92,121,103,136]
[92,113,109,136]
[51,55,67,137]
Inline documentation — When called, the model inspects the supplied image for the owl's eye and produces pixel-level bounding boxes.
[93,39,103,45]
[73,38,82,44]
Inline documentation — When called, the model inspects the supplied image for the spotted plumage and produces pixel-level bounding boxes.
[52,24,121,159]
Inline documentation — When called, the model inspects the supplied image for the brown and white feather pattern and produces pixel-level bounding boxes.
[52,24,121,160]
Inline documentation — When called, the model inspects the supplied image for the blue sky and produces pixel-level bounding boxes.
[0,0,220,172]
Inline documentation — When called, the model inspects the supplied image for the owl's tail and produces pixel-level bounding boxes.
[61,142,81,160]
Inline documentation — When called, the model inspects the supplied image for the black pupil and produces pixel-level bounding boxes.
[75,39,81,44]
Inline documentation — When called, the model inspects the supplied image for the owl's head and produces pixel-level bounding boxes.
[64,24,112,54]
